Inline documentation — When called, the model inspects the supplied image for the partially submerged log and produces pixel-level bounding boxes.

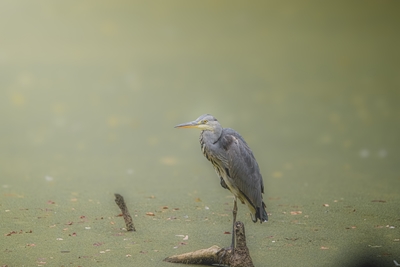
[229,221,254,267]
[164,245,227,265]
[164,221,254,267]
[114,193,135,231]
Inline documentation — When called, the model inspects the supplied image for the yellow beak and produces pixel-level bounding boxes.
[174,121,200,129]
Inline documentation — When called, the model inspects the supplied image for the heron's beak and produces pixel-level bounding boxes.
[174,120,200,129]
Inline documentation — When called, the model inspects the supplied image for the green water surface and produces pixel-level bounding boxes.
[1,1,399,266]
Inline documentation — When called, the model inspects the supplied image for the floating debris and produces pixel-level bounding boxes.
[368,245,382,248]
[371,200,386,203]
[5,231,18,236]
[290,211,302,215]
[284,237,299,241]
[37,260,46,265]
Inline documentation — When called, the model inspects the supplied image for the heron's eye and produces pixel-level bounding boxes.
[201,119,208,124]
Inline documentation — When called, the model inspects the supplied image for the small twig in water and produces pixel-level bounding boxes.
[114,193,135,231]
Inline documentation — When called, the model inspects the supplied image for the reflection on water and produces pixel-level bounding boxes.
[1,1,399,266]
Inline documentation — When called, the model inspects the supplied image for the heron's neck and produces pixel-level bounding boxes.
[201,126,222,144]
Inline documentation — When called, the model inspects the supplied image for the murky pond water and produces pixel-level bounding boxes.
[1,1,399,266]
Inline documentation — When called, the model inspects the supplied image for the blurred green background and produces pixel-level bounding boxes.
[1,1,399,266]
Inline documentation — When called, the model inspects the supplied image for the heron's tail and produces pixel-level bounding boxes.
[260,201,268,223]
[253,202,268,223]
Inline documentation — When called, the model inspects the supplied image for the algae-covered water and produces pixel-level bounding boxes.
[1,1,400,266]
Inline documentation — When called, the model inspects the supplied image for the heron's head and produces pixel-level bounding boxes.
[175,114,219,132]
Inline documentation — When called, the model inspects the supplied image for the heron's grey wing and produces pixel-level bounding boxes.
[219,129,264,211]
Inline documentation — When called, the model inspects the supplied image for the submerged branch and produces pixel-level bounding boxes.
[164,221,254,267]
[164,245,228,265]
[114,193,135,231]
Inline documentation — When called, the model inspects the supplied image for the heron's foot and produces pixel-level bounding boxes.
[216,246,233,265]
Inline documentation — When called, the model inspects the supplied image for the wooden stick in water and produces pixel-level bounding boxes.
[114,193,135,231]
[164,221,254,267]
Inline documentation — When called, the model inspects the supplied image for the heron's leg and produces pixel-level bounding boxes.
[217,196,238,262]
[231,196,238,249]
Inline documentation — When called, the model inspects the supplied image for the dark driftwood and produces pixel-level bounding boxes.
[164,221,254,267]
[114,193,135,231]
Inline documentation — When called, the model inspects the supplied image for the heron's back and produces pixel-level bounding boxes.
[200,128,268,223]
